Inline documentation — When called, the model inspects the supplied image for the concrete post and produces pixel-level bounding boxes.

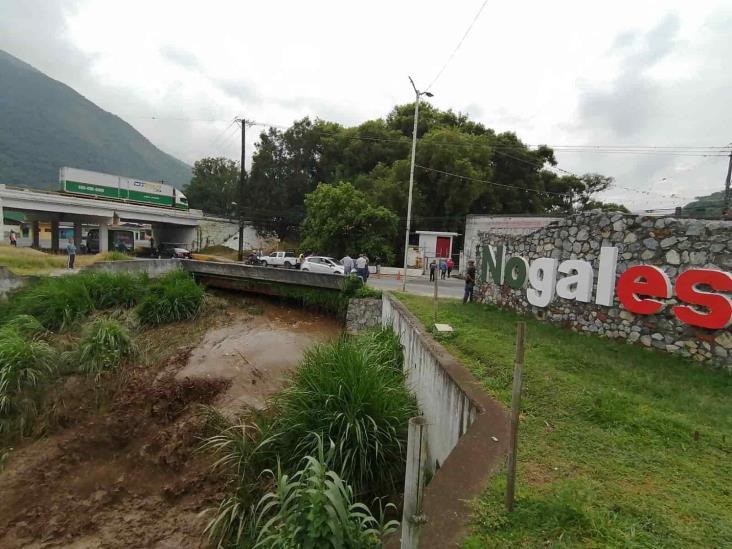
[0,189,5,245]
[99,222,109,253]
[32,220,40,249]
[51,219,60,252]
[73,222,82,249]
[401,416,429,549]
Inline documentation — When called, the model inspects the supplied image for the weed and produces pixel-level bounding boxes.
[0,315,45,338]
[79,271,148,309]
[136,271,204,326]
[99,251,128,262]
[6,276,95,331]
[0,330,56,436]
[271,336,417,495]
[73,319,136,379]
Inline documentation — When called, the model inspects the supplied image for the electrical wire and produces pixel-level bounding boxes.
[426,0,490,91]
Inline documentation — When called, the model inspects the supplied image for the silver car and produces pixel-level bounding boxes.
[300,256,344,275]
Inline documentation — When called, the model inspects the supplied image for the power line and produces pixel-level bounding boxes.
[426,0,490,91]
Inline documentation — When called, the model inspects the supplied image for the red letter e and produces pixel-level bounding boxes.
[617,265,671,314]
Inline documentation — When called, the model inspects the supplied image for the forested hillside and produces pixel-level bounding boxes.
[0,50,191,189]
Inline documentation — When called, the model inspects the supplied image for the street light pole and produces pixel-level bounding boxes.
[402,77,433,292]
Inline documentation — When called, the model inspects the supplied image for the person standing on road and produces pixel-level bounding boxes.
[363,254,370,282]
[66,240,77,269]
[439,259,447,280]
[342,253,354,275]
[429,260,437,282]
[463,260,476,304]
[9,229,17,247]
[355,253,368,282]
[447,257,454,278]
[374,256,381,275]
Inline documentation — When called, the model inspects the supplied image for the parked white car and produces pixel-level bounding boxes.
[260,251,300,268]
[300,256,344,275]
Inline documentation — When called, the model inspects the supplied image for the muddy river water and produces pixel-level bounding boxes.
[175,298,343,412]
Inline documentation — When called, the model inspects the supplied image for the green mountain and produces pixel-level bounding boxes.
[683,190,726,218]
[0,50,191,190]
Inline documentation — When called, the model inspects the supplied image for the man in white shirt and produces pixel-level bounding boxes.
[355,254,368,281]
[341,254,354,275]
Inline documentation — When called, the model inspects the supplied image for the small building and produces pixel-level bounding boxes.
[410,230,459,269]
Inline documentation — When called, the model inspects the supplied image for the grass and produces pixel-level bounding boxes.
[396,294,732,548]
[0,328,56,436]
[0,245,126,275]
[135,271,204,326]
[270,330,417,495]
[73,319,136,379]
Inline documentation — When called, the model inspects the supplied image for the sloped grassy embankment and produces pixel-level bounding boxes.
[397,293,732,548]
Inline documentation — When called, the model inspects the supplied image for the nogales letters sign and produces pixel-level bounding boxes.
[482,245,732,330]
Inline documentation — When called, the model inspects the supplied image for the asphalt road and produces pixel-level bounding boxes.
[368,273,465,299]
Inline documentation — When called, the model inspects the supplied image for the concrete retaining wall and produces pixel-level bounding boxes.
[382,294,510,547]
[0,266,26,298]
[85,259,182,277]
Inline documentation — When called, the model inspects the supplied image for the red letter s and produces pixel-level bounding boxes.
[673,269,732,329]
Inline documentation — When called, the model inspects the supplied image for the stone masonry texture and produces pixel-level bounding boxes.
[476,211,732,370]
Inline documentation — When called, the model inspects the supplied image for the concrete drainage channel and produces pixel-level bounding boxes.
[4,258,510,547]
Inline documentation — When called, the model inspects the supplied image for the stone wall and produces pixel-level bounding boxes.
[345,297,383,334]
[0,266,26,298]
[477,211,732,369]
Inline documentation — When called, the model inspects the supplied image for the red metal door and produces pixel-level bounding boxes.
[436,237,450,258]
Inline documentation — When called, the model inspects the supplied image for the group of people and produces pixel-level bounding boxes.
[340,253,371,282]
[428,257,455,282]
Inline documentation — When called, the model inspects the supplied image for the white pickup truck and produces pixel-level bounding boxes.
[260,251,300,269]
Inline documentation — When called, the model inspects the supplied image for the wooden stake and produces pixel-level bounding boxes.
[505,321,526,512]
[401,416,428,549]
[433,266,439,324]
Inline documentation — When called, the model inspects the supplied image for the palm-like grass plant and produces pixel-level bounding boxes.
[136,271,203,326]
[74,319,136,379]
[0,328,55,435]
[271,334,416,495]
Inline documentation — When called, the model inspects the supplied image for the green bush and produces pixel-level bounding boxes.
[271,336,416,495]
[79,271,148,309]
[135,271,203,326]
[254,438,398,549]
[0,315,45,338]
[356,328,404,374]
[74,319,136,379]
[0,329,56,435]
[342,274,364,297]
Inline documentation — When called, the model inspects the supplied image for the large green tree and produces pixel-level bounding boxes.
[300,182,399,263]
[183,157,239,216]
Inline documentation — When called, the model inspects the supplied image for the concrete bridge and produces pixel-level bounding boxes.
[89,258,344,293]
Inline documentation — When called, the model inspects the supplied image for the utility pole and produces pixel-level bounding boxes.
[723,149,732,219]
[237,118,246,261]
[402,78,433,291]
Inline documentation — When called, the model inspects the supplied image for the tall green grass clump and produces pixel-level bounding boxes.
[136,271,203,326]
[79,271,148,309]
[271,335,416,494]
[7,276,95,331]
[73,319,136,379]
[254,438,398,549]
[0,329,56,435]
[0,315,45,339]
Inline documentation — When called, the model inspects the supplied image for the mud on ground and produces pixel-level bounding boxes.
[0,295,341,548]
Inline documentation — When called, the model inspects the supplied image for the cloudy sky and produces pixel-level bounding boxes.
[2,0,730,212]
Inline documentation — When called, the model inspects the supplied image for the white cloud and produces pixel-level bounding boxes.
[1,0,729,211]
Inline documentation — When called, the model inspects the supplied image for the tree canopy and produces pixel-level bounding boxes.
[300,182,398,263]
[183,157,239,217]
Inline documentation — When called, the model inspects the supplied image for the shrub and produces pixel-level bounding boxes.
[100,251,128,262]
[271,336,416,495]
[79,271,148,309]
[0,330,56,435]
[136,271,203,326]
[7,276,95,331]
[254,438,398,549]
[342,274,364,297]
[356,327,404,374]
[200,408,277,548]
[74,319,136,379]
[0,315,45,338]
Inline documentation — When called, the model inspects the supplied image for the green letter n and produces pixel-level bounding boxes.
[482,244,504,284]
